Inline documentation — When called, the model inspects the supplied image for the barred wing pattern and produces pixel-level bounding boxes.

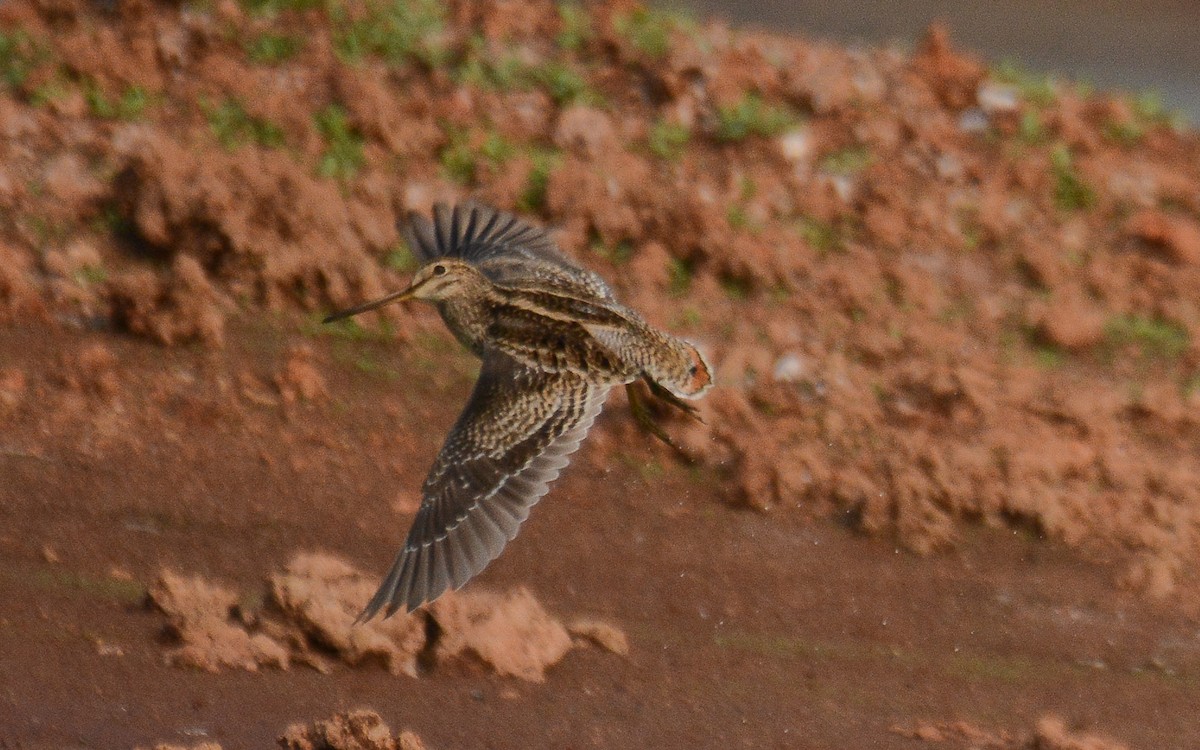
[358,351,609,620]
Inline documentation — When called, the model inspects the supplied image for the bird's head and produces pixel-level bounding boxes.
[322,259,483,323]
[402,259,481,302]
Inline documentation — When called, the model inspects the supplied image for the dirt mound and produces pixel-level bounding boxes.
[3,0,1200,610]
[279,710,427,750]
[150,552,625,682]
[895,715,1129,750]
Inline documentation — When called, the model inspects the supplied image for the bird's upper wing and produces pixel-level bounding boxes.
[358,350,609,620]
[403,201,615,301]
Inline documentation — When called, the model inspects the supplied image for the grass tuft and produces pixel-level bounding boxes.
[714,93,797,141]
[0,29,47,89]
[1104,315,1189,361]
[245,32,302,64]
[86,83,151,121]
[205,98,285,150]
[1049,145,1095,211]
[556,3,592,51]
[333,0,447,67]
[612,7,687,58]
[647,119,690,161]
[315,104,365,181]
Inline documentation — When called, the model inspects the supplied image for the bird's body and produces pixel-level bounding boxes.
[325,202,712,621]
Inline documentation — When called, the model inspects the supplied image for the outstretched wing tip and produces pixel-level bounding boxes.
[357,356,610,621]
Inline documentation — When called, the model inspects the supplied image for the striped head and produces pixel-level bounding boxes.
[322,258,487,323]
[402,258,485,302]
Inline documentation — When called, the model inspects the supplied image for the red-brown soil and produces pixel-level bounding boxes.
[1,1,1199,748]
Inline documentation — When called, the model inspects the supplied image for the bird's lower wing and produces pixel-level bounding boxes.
[358,352,608,621]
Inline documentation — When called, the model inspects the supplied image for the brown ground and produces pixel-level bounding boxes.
[1,1,1199,748]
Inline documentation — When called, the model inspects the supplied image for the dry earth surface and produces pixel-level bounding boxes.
[1,0,1199,747]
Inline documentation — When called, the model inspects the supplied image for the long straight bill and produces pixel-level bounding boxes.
[322,287,416,324]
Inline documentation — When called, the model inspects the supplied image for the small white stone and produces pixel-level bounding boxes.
[957,108,989,133]
[976,83,1019,113]
[777,128,812,163]
[772,352,807,383]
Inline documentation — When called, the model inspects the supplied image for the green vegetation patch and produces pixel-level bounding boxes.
[647,118,690,161]
[0,29,48,89]
[315,104,365,181]
[456,38,601,106]
[240,0,324,15]
[1049,145,1095,211]
[714,93,798,141]
[205,98,285,149]
[245,32,302,64]
[612,6,689,58]
[332,0,448,67]
[819,145,873,175]
[667,257,693,296]
[1104,314,1190,361]
[517,147,560,213]
[86,83,152,121]
[556,2,592,51]
[990,59,1057,107]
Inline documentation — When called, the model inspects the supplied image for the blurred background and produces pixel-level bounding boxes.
[679,0,1200,121]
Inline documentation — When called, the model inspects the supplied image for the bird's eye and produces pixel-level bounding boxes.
[433,264,447,276]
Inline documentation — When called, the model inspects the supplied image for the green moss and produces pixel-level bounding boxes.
[245,32,302,64]
[315,104,365,181]
[1049,145,1095,211]
[647,118,690,161]
[714,93,797,141]
[1104,314,1189,361]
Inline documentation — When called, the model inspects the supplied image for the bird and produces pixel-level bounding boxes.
[324,201,713,621]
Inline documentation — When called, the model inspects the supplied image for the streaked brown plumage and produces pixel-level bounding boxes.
[325,202,713,621]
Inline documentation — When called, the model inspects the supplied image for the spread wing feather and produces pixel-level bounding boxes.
[358,351,609,620]
[403,201,614,301]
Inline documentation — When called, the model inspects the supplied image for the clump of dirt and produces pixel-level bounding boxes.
[150,570,291,673]
[895,715,1129,750]
[425,587,573,682]
[278,710,427,750]
[270,552,427,677]
[150,552,625,682]
[134,743,223,750]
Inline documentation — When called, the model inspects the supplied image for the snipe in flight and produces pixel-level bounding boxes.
[325,202,713,621]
